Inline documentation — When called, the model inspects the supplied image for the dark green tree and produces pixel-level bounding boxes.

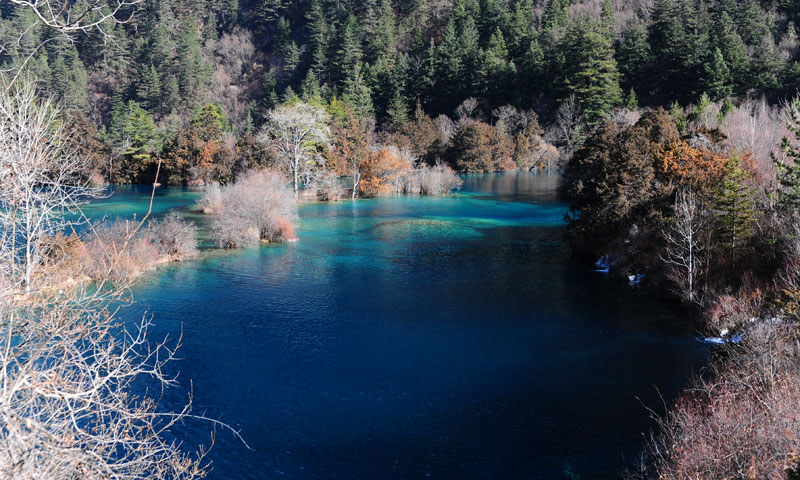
[136,64,163,114]
[341,62,374,119]
[712,156,756,256]
[562,17,623,125]
[703,47,733,101]
[176,16,213,107]
[616,19,651,98]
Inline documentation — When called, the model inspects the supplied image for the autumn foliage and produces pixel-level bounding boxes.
[446,121,515,173]
[359,148,413,197]
[655,139,729,191]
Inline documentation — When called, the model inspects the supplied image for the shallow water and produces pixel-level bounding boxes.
[108,172,706,479]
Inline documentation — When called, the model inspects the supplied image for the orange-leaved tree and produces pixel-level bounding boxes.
[359,147,412,197]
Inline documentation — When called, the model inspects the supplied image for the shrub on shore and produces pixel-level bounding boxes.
[416,163,463,195]
[77,214,198,281]
[205,169,297,248]
[78,219,161,281]
[197,182,223,214]
[148,212,199,260]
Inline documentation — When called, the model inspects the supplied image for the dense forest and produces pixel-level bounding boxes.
[4,0,800,478]
[3,0,800,185]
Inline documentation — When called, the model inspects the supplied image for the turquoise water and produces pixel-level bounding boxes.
[108,173,705,479]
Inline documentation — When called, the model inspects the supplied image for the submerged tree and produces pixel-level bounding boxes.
[257,102,331,195]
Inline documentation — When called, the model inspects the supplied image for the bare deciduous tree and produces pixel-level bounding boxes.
[661,189,706,305]
[454,98,479,123]
[257,103,330,196]
[547,94,585,160]
[0,79,245,479]
[0,82,101,294]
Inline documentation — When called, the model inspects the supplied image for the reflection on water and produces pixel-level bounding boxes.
[108,172,705,480]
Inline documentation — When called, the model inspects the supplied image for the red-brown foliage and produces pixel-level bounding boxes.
[359,148,413,197]
[446,121,515,173]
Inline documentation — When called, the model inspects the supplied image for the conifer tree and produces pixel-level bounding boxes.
[617,19,651,97]
[341,62,374,119]
[712,11,750,94]
[704,47,732,101]
[386,88,410,130]
[177,16,213,107]
[563,17,622,125]
[335,15,364,90]
[307,0,331,82]
[252,0,288,33]
[137,64,163,114]
[712,156,756,255]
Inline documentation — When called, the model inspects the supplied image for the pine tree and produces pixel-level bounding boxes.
[508,0,535,59]
[386,88,410,130]
[334,14,364,90]
[341,62,374,119]
[751,35,784,92]
[625,88,638,109]
[712,156,756,256]
[563,18,623,125]
[712,12,750,95]
[252,0,288,33]
[478,0,509,40]
[137,64,163,114]
[484,27,515,103]
[616,19,651,97]
[273,16,292,54]
[306,0,331,82]
[177,15,213,107]
[704,47,732,101]
[284,41,301,74]
[47,37,89,113]
[368,0,396,63]
[543,0,569,34]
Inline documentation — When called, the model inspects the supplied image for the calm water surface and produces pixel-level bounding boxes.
[102,173,706,479]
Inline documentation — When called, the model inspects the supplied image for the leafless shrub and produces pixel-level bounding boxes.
[704,288,767,334]
[77,219,160,282]
[634,320,800,480]
[435,114,457,144]
[0,78,219,480]
[609,107,641,130]
[148,212,199,260]
[209,28,263,130]
[777,215,800,317]
[720,99,787,190]
[0,295,212,480]
[455,98,479,123]
[416,163,463,195]
[311,170,344,201]
[208,169,297,248]
[546,94,585,161]
[197,182,223,214]
[516,134,560,170]
[0,82,101,294]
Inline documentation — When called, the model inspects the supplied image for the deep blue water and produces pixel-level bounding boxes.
[106,173,706,480]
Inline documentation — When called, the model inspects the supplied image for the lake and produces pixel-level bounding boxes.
[97,172,706,479]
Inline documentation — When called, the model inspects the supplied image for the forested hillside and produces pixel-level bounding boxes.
[2,0,799,184]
